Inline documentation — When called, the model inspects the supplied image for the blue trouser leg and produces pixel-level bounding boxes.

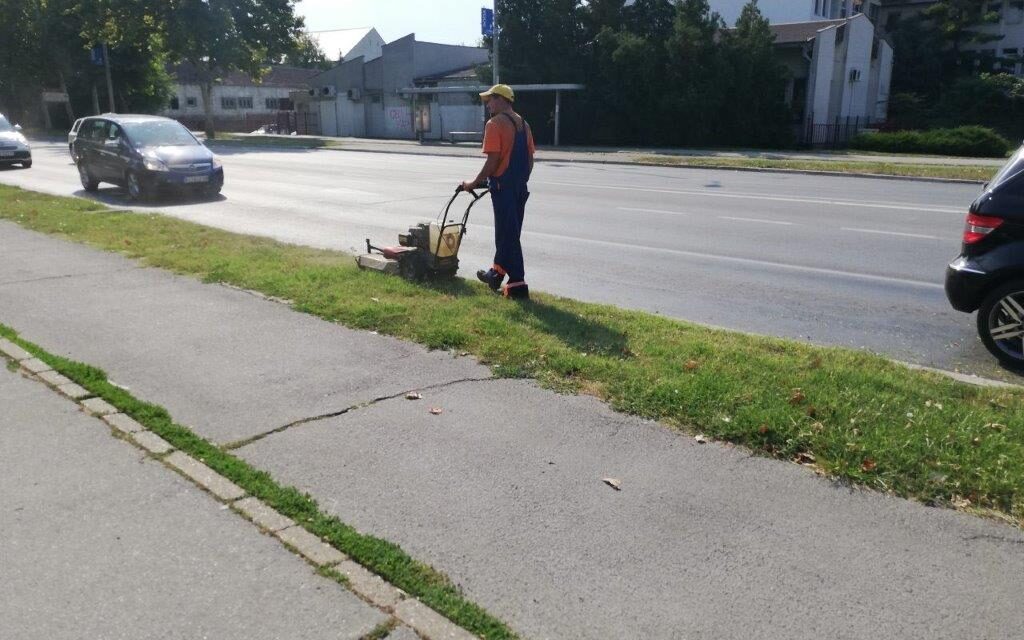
[491,182,528,284]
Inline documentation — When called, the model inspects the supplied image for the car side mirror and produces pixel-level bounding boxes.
[13,124,22,132]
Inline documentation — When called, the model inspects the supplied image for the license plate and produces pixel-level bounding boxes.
[184,175,209,184]
[0,151,13,158]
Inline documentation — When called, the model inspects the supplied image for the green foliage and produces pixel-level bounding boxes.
[283,32,333,70]
[851,126,1011,158]
[890,73,1024,142]
[499,0,792,147]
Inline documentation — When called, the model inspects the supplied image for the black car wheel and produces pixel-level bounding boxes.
[126,171,146,201]
[21,160,31,169]
[977,279,1024,367]
[78,162,99,192]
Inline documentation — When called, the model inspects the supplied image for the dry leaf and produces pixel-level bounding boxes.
[952,495,972,509]
[695,434,709,444]
[371,297,380,303]
[405,392,423,400]
[429,407,443,415]
[789,389,806,405]
[861,458,877,472]
[795,452,816,465]
[685,360,699,371]
[758,425,770,435]
[602,478,622,491]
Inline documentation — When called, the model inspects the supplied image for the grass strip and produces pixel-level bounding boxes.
[633,155,995,182]
[1,183,1022,527]
[0,323,516,640]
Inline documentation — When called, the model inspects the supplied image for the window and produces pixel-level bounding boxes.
[869,3,880,21]
[186,97,198,108]
[238,96,253,109]
[265,97,279,110]
[168,97,180,111]
[86,120,107,141]
[221,97,237,110]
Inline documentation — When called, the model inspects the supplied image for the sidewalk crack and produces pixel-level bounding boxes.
[0,267,140,288]
[222,376,496,450]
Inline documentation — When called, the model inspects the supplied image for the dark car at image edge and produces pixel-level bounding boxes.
[946,145,1024,367]
[72,114,223,201]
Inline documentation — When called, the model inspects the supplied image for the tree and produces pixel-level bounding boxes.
[923,0,1003,73]
[284,33,332,70]
[156,0,306,138]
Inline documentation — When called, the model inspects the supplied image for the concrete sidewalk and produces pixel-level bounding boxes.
[0,361,390,639]
[2,220,1023,640]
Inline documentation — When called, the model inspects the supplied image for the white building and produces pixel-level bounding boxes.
[771,14,894,128]
[862,0,1024,75]
[162,64,319,132]
[711,0,858,25]
[309,27,386,64]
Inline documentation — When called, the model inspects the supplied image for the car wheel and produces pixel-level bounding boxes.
[126,171,146,201]
[21,160,32,169]
[78,162,99,192]
[977,279,1024,367]
[203,184,222,198]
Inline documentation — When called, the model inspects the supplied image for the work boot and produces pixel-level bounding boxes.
[477,269,504,292]
[504,284,530,301]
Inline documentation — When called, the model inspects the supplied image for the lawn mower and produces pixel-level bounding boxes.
[356,184,490,281]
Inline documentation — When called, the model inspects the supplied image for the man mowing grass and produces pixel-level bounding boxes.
[462,84,536,300]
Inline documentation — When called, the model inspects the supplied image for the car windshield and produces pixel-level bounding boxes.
[122,120,197,147]
[0,116,13,133]
[988,146,1024,190]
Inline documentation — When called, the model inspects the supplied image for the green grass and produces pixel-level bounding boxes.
[1,183,1022,529]
[209,133,342,150]
[633,155,996,182]
[0,322,515,640]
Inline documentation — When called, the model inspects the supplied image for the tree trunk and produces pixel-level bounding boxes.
[91,83,101,115]
[200,81,216,140]
[58,71,75,122]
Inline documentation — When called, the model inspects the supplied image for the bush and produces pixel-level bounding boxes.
[850,126,1012,158]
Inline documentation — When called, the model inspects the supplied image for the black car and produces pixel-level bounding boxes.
[946,145,1024,366]
[74,114,223,200]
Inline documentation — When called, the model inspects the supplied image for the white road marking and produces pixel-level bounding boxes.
[719,216,795,226]
[841,228,941,240]
[538,180,964,214]
[520,228,944,290]
[618,207,692,216]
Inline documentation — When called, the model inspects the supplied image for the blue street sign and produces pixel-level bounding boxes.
[481,8,494,37]
[90,45,105,66]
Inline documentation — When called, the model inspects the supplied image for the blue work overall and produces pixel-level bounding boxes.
[488,113,531,291]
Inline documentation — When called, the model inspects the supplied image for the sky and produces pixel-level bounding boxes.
[297,0,492,46]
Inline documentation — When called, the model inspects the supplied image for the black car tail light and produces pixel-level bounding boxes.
[964,213,1004,244]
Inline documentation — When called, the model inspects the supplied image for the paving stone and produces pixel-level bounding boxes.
[57,382,91,400]
[385,626,421,640]
[80,397,117,416]
[80,397,118,416]
[165,451,245,502]
[393,600,477,640]
[275,526,346,567]
[36,370,72,387]
[0,338,32,362]
[102,413,146,435]
[131,431,175,455]
[20,358,52,374]
[336,560,405,609]
[232,497,295,533]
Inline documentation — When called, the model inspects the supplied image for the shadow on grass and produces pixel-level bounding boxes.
[520,300,631,358]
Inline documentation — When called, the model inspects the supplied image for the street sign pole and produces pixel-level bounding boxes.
[102,43,115,113]
[493,2,500,84]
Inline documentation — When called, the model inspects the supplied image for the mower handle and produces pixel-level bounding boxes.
[456,182,489,199]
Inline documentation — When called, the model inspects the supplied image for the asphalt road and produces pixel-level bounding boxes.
[0,141,1004,379]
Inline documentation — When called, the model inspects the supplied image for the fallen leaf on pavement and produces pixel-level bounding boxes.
[602,478,622,491]
[429,407,443,415]
[695,434,709,444]
[405,392,423,400]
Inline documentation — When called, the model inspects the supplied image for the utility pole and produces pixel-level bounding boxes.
[102,43,115,113]
[493,1,500,84]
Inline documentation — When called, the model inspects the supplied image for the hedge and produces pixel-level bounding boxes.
[850,126,1013,158]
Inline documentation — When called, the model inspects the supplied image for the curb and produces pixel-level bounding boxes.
[0,334,493,640]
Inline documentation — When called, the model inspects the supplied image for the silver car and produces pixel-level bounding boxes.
[0,113,31,168]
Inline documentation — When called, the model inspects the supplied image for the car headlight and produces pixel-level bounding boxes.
[143,156,169,172]
[212,156,222,170]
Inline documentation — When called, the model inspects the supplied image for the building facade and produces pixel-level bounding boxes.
[295,34,489,140]
[162,64,319,132]
[712,0,858,25]
[310,27,385,64]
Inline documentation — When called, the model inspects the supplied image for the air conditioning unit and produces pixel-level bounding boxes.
[321,85,338,98]
[848,68,862,82]
[347,88,363,101]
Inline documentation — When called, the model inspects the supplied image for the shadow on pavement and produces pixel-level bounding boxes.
[72,187,227,208]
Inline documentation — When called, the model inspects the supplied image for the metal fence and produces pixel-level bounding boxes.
[795,115,874,149]
[274,110,320,136]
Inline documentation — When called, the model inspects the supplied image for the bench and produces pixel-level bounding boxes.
[448,131,483,144]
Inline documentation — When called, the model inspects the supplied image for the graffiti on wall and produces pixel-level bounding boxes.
[385,107,413,136]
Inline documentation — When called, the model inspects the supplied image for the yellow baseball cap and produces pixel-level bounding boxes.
[480,84,515,102]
